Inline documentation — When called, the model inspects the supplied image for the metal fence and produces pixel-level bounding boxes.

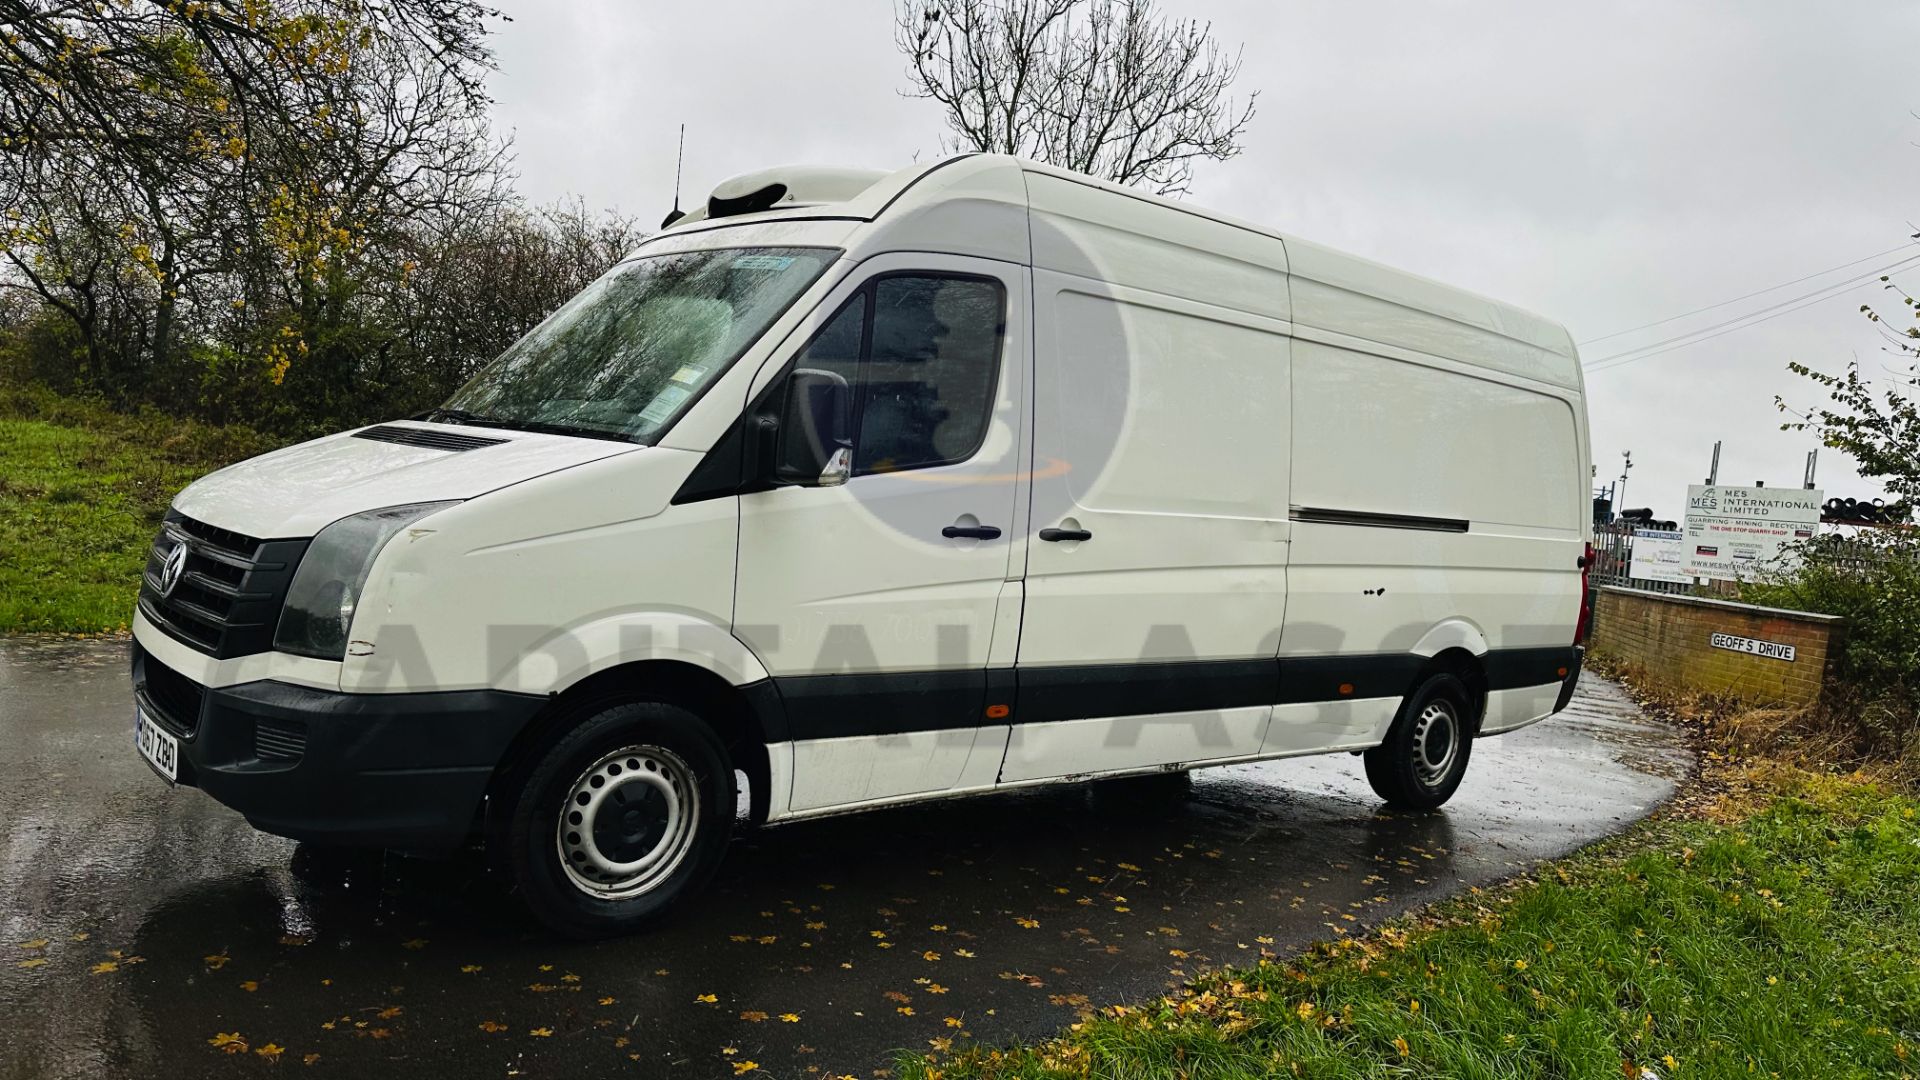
[1590,521,1704,596]
[1591,521,1913,597]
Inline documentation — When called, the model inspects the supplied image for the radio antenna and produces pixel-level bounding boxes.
[662,123,687,229]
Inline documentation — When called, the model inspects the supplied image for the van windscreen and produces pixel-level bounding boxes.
[439,246,838,442]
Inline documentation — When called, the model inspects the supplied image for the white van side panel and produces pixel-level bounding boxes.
[1260,696,1399,755]
[999,706,1272,783]
[1024,172,1290,323]
[1291,340,1582,531]
[1482,683,1563,735]
[1016,282,1291,668]
[1286,236,1580,390]
[342,449,746,695]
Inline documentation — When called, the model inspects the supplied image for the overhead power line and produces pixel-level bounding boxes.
[1582,254,1920,375]
[1578,242,1920,346]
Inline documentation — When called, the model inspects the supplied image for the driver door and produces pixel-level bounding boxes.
[734,253,1031,814]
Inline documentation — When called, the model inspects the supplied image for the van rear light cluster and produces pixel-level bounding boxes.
[1574,541,1595,646]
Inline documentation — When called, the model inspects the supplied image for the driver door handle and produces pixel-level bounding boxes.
[1038,527,1092,542]
[942,524,1003,540]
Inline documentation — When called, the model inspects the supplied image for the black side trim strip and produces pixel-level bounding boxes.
[1276,653,1427,704]
[1291,507,1469,533]
[776,668,984,741]
[1016,658,1276,725]
[1485,645,1580,692]
[762,646,1578,743]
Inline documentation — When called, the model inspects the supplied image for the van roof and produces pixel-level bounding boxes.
[654,155,1581,389]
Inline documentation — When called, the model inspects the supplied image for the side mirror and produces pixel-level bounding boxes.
[772,368,853,486]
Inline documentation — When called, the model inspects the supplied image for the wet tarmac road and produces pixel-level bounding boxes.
[0,637,1687,1080]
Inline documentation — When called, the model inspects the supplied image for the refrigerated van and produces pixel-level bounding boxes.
[129,155,1593,936]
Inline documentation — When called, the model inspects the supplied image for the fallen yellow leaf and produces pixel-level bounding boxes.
[529,1027,553,1037]
[208,1032,248,1054]
[90,961,118,974]
[255,1043,284,1060]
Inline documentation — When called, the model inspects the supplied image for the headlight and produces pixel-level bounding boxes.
[274,502,458,660]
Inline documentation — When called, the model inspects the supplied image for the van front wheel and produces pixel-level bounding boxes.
[503,701,733,937]
[1363,673,1474,810]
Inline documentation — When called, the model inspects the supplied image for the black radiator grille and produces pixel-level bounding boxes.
[139,653,205,738]
[138,511,309,658]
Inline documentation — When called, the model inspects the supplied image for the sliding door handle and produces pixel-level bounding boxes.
[942,524,1003,540]
[1038,527,1092,542]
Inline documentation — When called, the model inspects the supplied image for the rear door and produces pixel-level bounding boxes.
[734,253,1030,812]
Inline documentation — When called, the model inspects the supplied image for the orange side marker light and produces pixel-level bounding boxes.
[985,704,1010,720]
[1337,683,1354,696]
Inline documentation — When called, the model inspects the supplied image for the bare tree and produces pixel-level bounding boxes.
[896,0,1256,197]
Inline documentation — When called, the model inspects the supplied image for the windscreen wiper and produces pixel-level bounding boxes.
[494,418,640,444]
[415,407,512,428]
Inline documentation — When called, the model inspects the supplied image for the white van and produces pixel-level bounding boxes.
[129,156,1593,936]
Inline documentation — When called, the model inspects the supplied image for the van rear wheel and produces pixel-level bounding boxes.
[501,701,733,938]
[1364,673,1474,810]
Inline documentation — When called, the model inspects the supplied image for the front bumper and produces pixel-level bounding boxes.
[132,643,546,852]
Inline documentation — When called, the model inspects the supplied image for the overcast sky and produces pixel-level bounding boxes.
[486,0,1920,520]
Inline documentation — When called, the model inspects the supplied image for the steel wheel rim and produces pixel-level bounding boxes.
[1410,701,1459,787]
[555,745,700,900]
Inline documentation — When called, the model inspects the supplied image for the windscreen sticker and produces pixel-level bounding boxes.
[637,384,693,426]
[669,365,708,385]
[732,255,796,271]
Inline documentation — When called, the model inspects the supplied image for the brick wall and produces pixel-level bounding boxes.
[1589,587,1844,707]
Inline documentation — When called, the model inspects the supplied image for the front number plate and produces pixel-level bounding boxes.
[134,704,179,783]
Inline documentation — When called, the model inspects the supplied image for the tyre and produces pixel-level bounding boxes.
[499,700,734,938]
[1089,769,1192,818]
[1363,673,1474,810]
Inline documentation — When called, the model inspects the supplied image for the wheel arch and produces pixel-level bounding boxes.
[487,659,781,831]
[1408,647,1489,735]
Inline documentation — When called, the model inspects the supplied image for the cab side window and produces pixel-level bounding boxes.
[855,275,1004,474]
[782,274,1005,480]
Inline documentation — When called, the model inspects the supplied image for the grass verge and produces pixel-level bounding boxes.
[0,386,278,634]
[904,764,1919,1079]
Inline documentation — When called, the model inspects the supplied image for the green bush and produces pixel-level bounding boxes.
[1740,535,1920,765]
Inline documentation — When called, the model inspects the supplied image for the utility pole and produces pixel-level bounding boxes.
[1706,440,1721,486]
[1803,449,1818,490]
[1617,450,1634,512]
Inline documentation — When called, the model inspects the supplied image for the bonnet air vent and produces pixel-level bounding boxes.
[353,425,508,452]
